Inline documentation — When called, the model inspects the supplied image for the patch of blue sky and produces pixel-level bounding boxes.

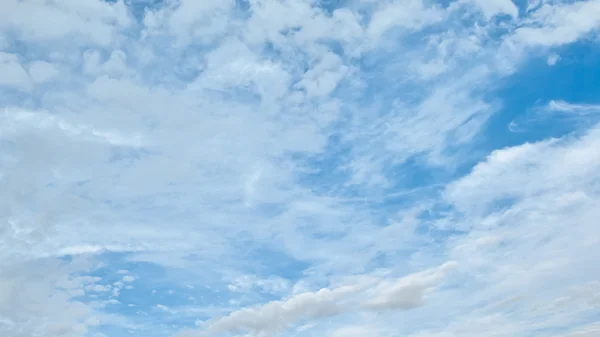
[122,0,165,21]
[314,0,349,14]
[81,253,227,327]
[227,243,312,281]
[483,40,600,152]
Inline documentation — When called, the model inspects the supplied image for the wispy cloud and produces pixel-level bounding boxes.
[546,100,600,115]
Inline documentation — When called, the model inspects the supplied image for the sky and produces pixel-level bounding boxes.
[1,0,600,336]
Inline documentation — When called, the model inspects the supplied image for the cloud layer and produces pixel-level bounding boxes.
[1,0,600,337]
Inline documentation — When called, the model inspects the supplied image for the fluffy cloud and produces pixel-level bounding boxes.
[0,258,102,337]
[178,262,455,336]
[0,52,31,91]
[0,0,130,45]
[28,60,61,83]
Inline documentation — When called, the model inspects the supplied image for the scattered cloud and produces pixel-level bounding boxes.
[546,100,600,115]
[547,53,561,66]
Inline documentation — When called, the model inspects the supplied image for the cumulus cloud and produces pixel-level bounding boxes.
[364,262,457,311]
[0,52,31,90]
[0,258,102,337]
[28,60,61,83]
[178,262,455,336]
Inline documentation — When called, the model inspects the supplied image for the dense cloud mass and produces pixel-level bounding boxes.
[1,0,600,336]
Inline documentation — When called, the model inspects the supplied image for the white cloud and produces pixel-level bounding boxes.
[227,274,291,295]
[558,323,600,337]
[526,0,543,13]
[179,263,455,336]
[0,0,130,45]
[297,51,349,98]
[85,284,111,293]
[427,124,600,337]
[0,52,31,90]
[2,0,600,336]
[546,100,600,115]
[446,124,600,215]
[156,304,175,314]
[465,0,519,19]
[0,258,101,337]
[82,49,103,75]
[28,60,60,83]
[364,262,457,311]
[385,66,493,161]
[512,0,600,47]
[329,325,387,337]
[367,0,444,40]
[100,49,129,76]
[547,53,560,66]
[511,100,600,132]
[164,0,234,47]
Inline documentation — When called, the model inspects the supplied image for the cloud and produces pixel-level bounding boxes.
[428,125,600,337]
[0,258,102,337]
[446,124,600,215]
[511,0,600,47]
[558,323,600,337]
[28,60,61,83]
[178,262,455,336]
[546,100,600,115]
[510,100,600,132]
[547,53,561,66]
[226,274,291,295]
[0,52,31,91]
[0,0,130,45]
[1,0,600,336]
[85,284,111,293]
[122,275,136,283]
[366,0,444,40]
[364,262,457,311]
[465,0,519,19]
[329,325,387,337]
[156,304,175,314]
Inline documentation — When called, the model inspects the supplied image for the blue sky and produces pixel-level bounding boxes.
[1,0,600,336]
